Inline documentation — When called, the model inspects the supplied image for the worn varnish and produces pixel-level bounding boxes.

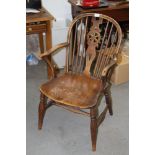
[38,13,122,151]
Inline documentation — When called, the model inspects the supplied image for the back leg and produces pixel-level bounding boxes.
[105,89,113,115]
[38,92,47,130]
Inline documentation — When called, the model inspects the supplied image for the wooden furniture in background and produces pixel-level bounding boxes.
[38,13,122,151]
[68,0,129,35]
[26,8,55,79]
[68,0,129,21]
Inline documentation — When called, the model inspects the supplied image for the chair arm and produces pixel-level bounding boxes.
[101,59,117,77]
[39,42,69,79]
[39,42,69,58]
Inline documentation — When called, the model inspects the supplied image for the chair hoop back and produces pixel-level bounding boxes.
[66,13,122,78]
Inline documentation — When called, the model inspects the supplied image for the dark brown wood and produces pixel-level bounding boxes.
[90,106,98,151]
[26,8,55,79]
[54,103,90,117]
[68,0,129,36]
[46,20,54,79]
[46,101,55,109]
[40,72,103,108]
[26,23,47,34]
[40,42,69,58]
[38,93,47,130]
[26,8,55,23]
[68,0,129,22]
[40,42,69,79]
[39,33,44,53]
[105,88,113,115]
[38,13,123,151]
[97,105,108,127]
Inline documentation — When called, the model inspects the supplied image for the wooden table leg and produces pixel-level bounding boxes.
[46,20,55,79]
[39,33,44,53]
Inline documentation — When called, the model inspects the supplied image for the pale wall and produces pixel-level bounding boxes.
[42,0,72,67]
[42,0,72,21]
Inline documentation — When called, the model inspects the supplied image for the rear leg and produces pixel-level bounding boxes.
[38,92,47,129]
[105,89,113,115]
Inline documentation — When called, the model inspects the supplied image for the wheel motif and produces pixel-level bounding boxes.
[87,31,100,46]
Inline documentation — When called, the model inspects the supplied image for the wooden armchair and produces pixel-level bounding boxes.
[38,13,122,151]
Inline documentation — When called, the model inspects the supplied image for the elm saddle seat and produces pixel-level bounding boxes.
[40,73,103,108]
[38,13,122,151]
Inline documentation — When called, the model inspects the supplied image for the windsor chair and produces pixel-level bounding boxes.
[38,13,122,151]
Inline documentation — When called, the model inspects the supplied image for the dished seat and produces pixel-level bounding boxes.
[38,13,123,151]
[40,73,103,109]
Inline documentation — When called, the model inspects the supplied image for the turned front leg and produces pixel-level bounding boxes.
[90,106,98,151]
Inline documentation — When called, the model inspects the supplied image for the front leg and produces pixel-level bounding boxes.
[38,92,47,129]
[90,106,98,151]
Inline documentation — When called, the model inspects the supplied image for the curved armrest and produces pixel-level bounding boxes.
[102,59,117,77]
[39,42,69,58]
[39,42,69,79]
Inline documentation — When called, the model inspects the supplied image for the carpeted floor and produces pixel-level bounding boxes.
[26,61,129,155]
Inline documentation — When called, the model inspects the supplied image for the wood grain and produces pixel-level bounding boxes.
[38,13,123,151]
